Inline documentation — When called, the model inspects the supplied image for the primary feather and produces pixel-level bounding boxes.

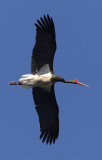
[31,14,56,74]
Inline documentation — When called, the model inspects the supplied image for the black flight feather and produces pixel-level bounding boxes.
[31,14,56,74]
[32,86,59,144]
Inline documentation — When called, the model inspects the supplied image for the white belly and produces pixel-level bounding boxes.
[19,73,52,88]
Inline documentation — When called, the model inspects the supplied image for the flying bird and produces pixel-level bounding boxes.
[9,14,88,145]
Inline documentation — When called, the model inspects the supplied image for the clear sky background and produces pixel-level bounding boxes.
[0,0,102,160]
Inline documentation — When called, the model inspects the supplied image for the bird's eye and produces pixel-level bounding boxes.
[75,79,78,83]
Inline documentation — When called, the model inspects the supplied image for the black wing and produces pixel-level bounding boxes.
[31,14,56,74]
[32,86,59,144]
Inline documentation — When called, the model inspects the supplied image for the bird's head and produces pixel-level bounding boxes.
[66,79,89,87]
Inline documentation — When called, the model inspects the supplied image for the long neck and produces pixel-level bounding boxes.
[52,74,71,83]
[63,80,74,83]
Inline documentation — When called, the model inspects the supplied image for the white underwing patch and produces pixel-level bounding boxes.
[38,64,50,75]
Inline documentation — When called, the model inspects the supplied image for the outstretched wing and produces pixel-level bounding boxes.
[32,86,59,144]
[31,14,56,74]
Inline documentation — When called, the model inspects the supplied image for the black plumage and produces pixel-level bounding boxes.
[31,14,56,74]
[32,15,59,144]
[32,86,59,144]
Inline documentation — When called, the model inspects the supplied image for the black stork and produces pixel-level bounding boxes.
[9,14,88,145]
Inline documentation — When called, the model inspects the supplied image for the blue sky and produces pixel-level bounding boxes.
[0,0,102,159]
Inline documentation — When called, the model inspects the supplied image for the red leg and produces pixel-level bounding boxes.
[8,81,19,85]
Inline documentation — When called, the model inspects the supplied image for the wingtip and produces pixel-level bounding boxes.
[47,14,49,16]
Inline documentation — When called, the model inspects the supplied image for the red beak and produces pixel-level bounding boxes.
[76,80,89,87]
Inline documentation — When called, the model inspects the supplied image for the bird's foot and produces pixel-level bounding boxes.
[8,81,19,85]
